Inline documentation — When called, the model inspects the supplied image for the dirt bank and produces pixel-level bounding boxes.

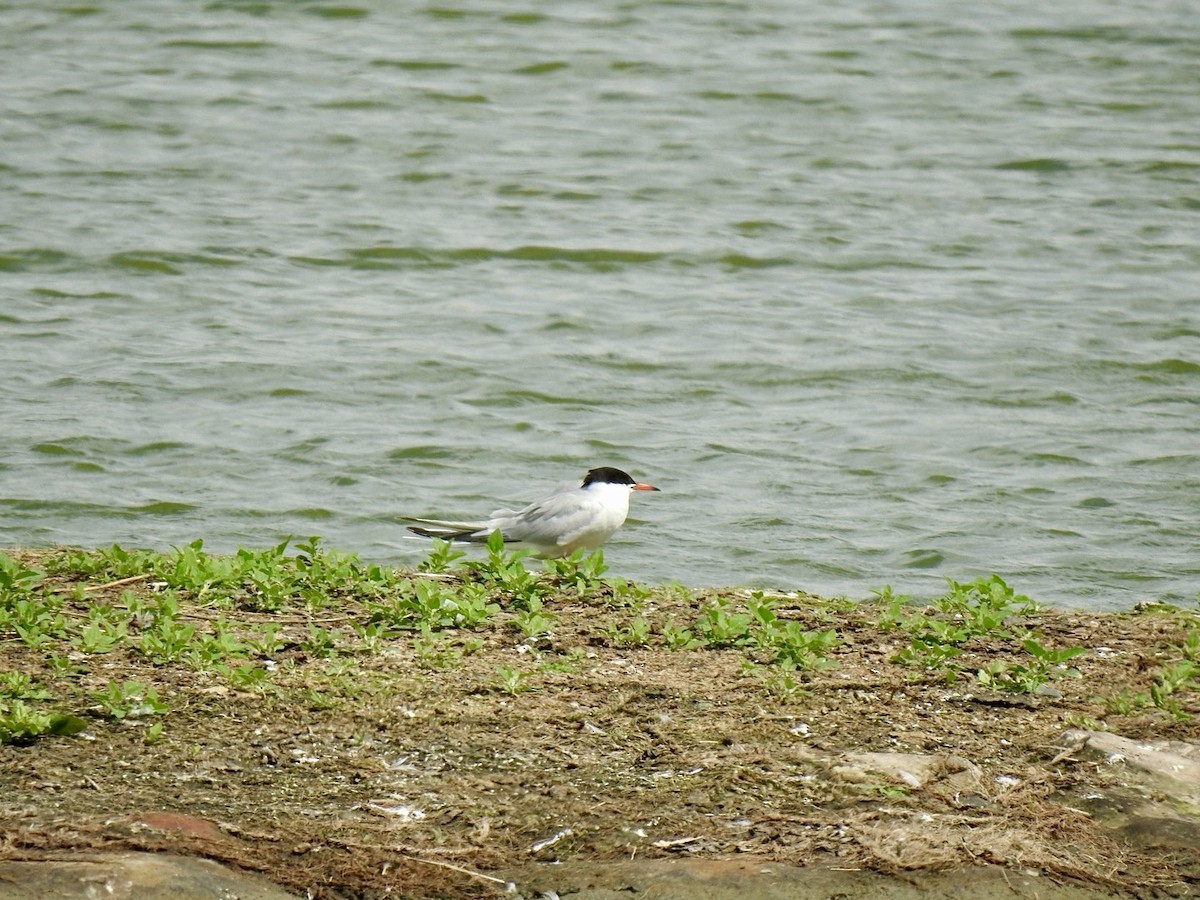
[1,545,1197,898]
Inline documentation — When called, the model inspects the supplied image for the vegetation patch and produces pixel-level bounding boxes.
[1,543,1198,898]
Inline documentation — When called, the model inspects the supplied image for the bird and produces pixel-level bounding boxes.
[404,466,660,558]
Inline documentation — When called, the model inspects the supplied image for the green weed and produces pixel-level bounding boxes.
[1181,628,1199,663]
[74,607,129,654]
[301,624,340,659]
[974,637,1085,694]
[538,648,585,674]
[746,593,838,669]
[694,597,754,648]
[0,698,87,744]
[881,576,1064,684]
[137,614,197,664]
[742,661,808,700]
[353,621,392,653]
[5,595,68,649]
[93,681,167,719]
[1150,660,1197,721]
[471,532,547,606]
[414,626,464,669]
[493,665,534,695]
[603,575,653,607]
[417,538,466,574]
[0,671,52,702]
[1101,691,1149,716]
[662,620,701,651]
[0,551,44,596]
[244,623,286,658]
[512,597,556,640]
[604,616,652,648]
[937,574,1040,625]
[47,544,158,581]
[220,663,274,693]
[759,621,838,670]
[544,549,609,594]
[369,578,498,631]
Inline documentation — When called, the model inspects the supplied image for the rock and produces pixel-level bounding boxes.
[0,852,298,900]
[502,858,1133,900]
[835,751,983,793]
[1057,729,1200,812]
[1051,730,1200,858]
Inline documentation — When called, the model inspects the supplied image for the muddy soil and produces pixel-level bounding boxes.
[1,548,1198,898]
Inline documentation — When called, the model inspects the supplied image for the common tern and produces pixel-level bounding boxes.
[404,466,660,558]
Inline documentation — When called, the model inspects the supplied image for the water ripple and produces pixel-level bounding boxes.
[2,0,1198,608]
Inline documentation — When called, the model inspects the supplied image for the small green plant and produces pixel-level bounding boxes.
[165,539,245,597]
[221,663,274,693]
[936,575,1040,625]
[0,551,44,596]
[493,665,533,695]
[0,699,87,744]
[302,689,341,711]
[872,585,913,630]
[2,595,68,649]
[694,598,753,648]
[512,597,556,639]
[354,620,392,653]
[196,619,248,660]
[244,623,285,657]
[418,538,466,574]
[93,681,168,719]
[474,531,546,606]
[448,582,500,627]
[603,574,653,607]
[301,624,339,659]
[46,544,159,581]
[0,671,52,702]
[545,549,609,594]
[743,661,808,699]
[885,576,1047,678]
[374,577,499,631]
[1026,636,1084,676]
[237,542,300,611]
[414,626,464,669]
[1100,690,1150,717]
[745,593,839,669]
[1181,628,1199,663]
[74,608,129,654]
[538,648,585,674]
[972,637,1085,694]
[605,616,652,648]
[1149,660,1197,720]
[138,614,197,664]
[893,635,963,672]
[662,620,701,651]
[758,622,839,670]
[292,536,362,605]
[406,578,460,627]
[47,655,82,678]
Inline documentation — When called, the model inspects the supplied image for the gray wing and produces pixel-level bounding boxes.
[487,489,606,549]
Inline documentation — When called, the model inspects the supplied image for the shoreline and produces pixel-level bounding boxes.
[1,544,1198,898]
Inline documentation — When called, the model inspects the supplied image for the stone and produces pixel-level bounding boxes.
[0,852,298,900]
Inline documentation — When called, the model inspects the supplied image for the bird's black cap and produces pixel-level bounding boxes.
[582,467,660,491]
[583,467,636,486]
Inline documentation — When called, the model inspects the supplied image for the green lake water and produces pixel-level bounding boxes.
[2,1,1198,608]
